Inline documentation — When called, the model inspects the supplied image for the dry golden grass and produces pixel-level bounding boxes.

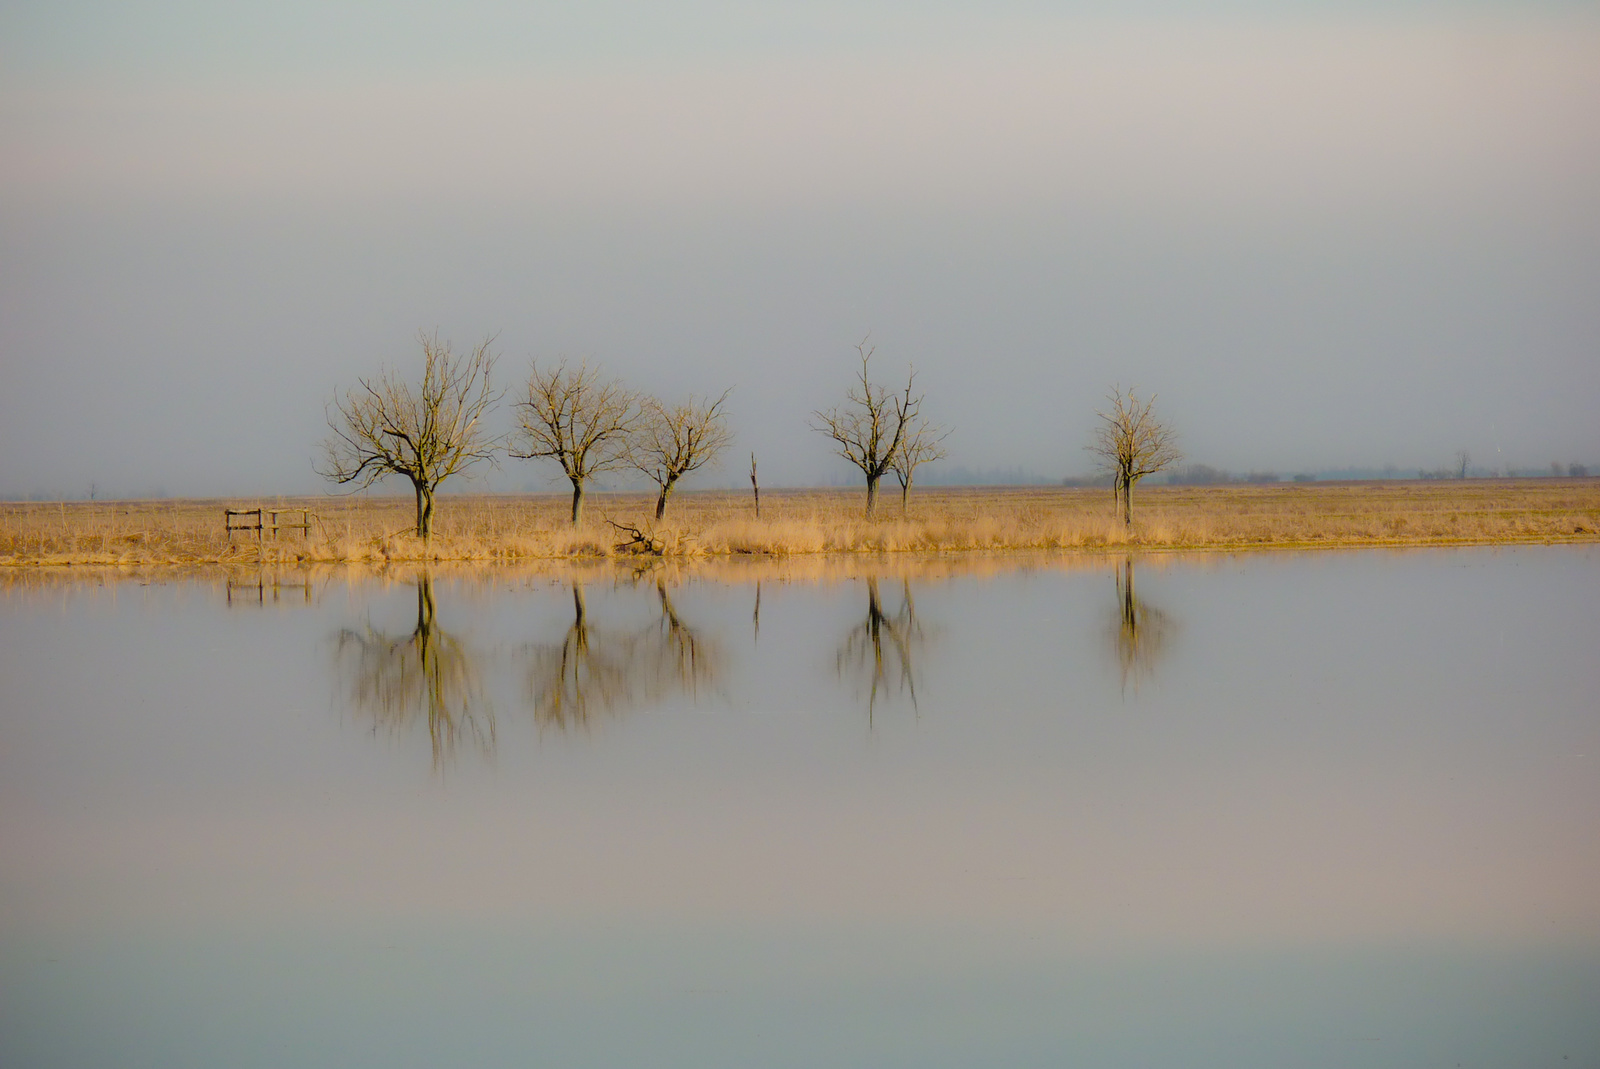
[1,480,1597,568]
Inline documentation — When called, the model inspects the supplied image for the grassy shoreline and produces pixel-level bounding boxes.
[2,481,1597,568]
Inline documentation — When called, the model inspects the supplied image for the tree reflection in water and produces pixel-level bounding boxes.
[525,583,637,730]
[653,578,721,699]
[1109,556,1175,693]
[335,572,494,770]
[524,577,723,730]
[837,576,926,724]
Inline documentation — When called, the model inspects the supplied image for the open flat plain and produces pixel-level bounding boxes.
[3,480,1597,568]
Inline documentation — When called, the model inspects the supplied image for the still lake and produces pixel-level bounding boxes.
[2,547,1596,1068]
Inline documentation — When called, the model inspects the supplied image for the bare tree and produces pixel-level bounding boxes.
[1089,385,1182,527]
[1455,450,1471,480]
[318,332,501,540]
[889,417,949,514]
[512,360,641,526]
[631,389,734,520]
[811,341,923,516]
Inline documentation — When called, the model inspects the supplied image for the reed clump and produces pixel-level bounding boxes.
[1,481,1597,567]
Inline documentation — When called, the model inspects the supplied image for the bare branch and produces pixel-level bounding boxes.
[889,416,951,511]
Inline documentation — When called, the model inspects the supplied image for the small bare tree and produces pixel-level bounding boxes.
[1455,450,1471,480]
[811,341,922,516]
[890,418,949,514]
[512,360,641,526]
[318,331,501,540]
[1089,385,1181,526]
[631,389,734,520]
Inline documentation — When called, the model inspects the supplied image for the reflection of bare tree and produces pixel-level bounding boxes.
[524,579,723,730]
[1109,556,1175,692]
[525,584,637,730]
[336,573,494,770]
[837,576,926,723]
[653,578,721,698]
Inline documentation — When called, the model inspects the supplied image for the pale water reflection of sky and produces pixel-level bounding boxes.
[0,548,1596,1066]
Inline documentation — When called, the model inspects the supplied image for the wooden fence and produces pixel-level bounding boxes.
[224,507,314,541]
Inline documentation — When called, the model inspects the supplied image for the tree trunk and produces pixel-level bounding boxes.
[900,479,910,515]
[1123,478,1133,527]
[865,474,880,516]
[654,474,679,521]
[414,483,435,540]
[570,480,585,526]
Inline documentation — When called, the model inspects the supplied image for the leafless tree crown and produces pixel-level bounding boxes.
[889,416,950,512]
[810,341,923,515]
[317,331,501,540]
[632,388,734,519]
[511,359,641,525]
[1089,385,1181,526]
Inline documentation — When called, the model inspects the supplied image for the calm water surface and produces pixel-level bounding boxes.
[2,548,1597,1068]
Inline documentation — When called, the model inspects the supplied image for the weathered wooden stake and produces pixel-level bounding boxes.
[750,452,761,519]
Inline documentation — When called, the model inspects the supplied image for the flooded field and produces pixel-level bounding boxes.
[2,548,1597,1067]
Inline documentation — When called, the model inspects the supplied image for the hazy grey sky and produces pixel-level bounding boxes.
[3,1,1598,497]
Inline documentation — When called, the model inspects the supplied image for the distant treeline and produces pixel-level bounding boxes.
[1163,465,1291,486]
[1420,463,1589,480]
[921,465,1061,487]
[1057,462,1596,488]
[1064,465,1290,487]
[8,463,1596,504]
